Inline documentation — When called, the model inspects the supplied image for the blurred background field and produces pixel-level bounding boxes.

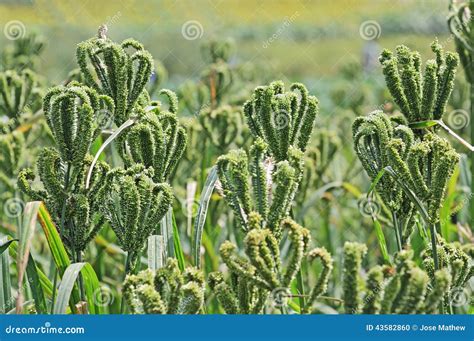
[0,0,454,83]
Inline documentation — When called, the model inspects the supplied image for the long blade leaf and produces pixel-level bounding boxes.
[53,262,103,314]
[0,236,13,313]
[172,212,185,272]
[192,166,218,268]
[147,235,164,271]
[16,201,41,313]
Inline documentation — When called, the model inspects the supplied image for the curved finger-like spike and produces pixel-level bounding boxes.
[433,52,459,120]
[76,35,153,125]
[362,265,384,314]
[281,218,310,288]
[208,272,240,314]
[220,241,270,290]
[343,242,367,314]
[249,138,269,220]
[267,161,296,235]
[303,247,333,314]
[422,269,451,314]
[420,60,437,120]
[245,229,280,289]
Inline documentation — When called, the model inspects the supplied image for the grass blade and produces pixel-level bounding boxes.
[37,203,71,275]
[147,235,164,271]
[161,208,174,258]
[85,118,136,189]
[408,119,438,129]
[371,216,390,264]
[0,236,13,313]
[367,167,430,223]
[25,252,48,313]
[172,212,185,272]
[0,238,17,256]
[53,262,103,314]
[409,120,474,152]
[297,181,343,220]
[37,203,79,311]
[192,166,218,268]
[16,201,41,313]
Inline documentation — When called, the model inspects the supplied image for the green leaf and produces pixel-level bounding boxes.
[367,167,430,224]
[384,167,430,223]
[298,181,343,220]
[16,201,41,313]
[0,238,18,256]
[53,262,103,314]
[25,252,48,313]
[160,208,174,258]
[371,216,391,264]
[147,235,164,271]
[408,120,439,129]
[8,240,53,299]
[37,203,79,311]
[0,236,13,314]
[85,118,136,189]
[409,120,474,152]
[172,211,185,272]
[192,166,218,268]
[37,203,71,276]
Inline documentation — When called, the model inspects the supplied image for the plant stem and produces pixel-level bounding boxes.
[120,252,133,314]
[391,211,402,252]
[296,266,306,314]
[429,223,439,270]
[50,269,58,314]
[76,251,86,302]
[470,80,473,224]
[59,163,72,238]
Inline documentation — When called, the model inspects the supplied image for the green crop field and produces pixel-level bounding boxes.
[0,0,472,316]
